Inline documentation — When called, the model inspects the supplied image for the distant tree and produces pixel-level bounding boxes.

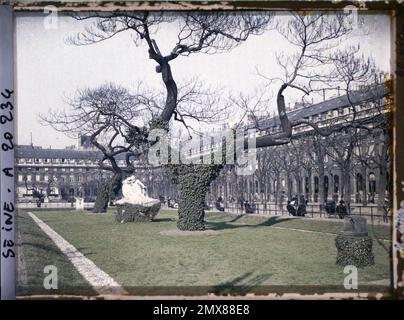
[23,175,45,207]
[254,148,273,206]
[288,138,314,203]
[308,133,328,206]
[41,83,154,212]
[352,121,390,216]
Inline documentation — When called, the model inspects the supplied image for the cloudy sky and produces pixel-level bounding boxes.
[16,11,391,149]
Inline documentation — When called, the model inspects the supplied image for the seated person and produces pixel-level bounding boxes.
[336,200,347,219]
[287,200,297,216]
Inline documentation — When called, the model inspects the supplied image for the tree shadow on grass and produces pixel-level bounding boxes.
[75,247,95,257]
[20,242,63,255]
[212,272,272,295]
[20,229,52,242]
[229,214,248,223]
[206,215,290,231]
[21,239,95,257]
[153,218,175,223]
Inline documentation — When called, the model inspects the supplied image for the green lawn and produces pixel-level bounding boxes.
[16,211,96,296]
[17,209,393,296]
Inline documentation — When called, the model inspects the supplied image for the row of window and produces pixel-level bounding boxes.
[18,173,112,183]
[222,172,378,195]
[18,167,94,172]
[18,157,127,166]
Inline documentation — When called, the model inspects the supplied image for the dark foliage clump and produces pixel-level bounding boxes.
[115,202,161,223]
[335,235,374,268]
[167,164,222,231]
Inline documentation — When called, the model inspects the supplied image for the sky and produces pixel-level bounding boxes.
[15,11,391,149]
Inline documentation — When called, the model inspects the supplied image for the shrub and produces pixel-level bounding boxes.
[115,202,161,223]
[335,234,374,267]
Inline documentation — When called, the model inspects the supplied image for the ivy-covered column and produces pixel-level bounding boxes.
[177,172,208,231]
[174,164,222,231]
[92,182,110,213]
[92,173,124,213]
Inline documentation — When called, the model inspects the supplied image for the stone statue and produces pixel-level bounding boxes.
[75,197,84,210]
[115,176,161,223]
[115,176,160,206]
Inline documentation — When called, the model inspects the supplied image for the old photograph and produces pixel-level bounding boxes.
[7,8,395,298]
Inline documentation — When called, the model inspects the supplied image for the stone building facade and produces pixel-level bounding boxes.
[16,141,175,204]
[207,83,390,209]
[16,145,116,203]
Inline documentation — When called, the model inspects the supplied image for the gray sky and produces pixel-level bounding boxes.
[16,12,391,149]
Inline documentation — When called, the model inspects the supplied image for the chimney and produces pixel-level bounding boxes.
[323,89,326,101]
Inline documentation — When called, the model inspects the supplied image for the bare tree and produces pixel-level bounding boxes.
[64,11,273,227]
[307,133,328,207]
[40,83,157,212]
[325,128,358,214]
[353,126,390,217]
[297,137,316,202]
[62,11,389,231]
[186,12,387,229]
[242,12,388,215]
[253,12,384,148]
[267,149,285,207]
[254,148,273,207]
[288,138,314,203]
[22,175,46,208]
[70,11,272,136]
[40,79,228,213]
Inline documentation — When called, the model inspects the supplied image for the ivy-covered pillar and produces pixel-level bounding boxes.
[92,182,110,213]
[177,172,209,231]
[92,173,125,213]
[173,164,222,231]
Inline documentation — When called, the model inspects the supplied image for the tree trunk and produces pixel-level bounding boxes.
[287,173,292,199]
[307,170,312,202]
[158,60,178,124]
[110,173,124,199]
[259,177,264,205]
[264,178,269,209]
[92,173,124,213]
[93,182,110,213]
[346,173,352,214]
[175,165,221,231]
[295,173,302,204]
[318,167,325,210]
[377,136,389,217]
[275,173,280,205]
[377,165,388,217]
[362,166,368,206]
[341,167,352,214]
[177,173,208,231]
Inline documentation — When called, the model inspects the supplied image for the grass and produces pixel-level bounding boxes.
[16,212,96,296]
[17,209,393,296]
